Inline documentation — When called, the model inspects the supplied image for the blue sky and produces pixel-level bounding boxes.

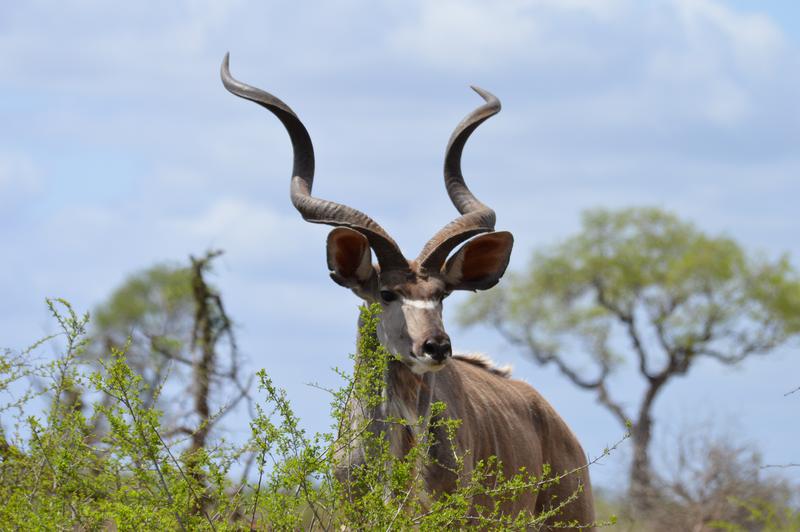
[2,0,799,489]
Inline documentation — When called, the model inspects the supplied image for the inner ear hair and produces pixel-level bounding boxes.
[444,231,513,291]
[326,227,375,287]
[460,238,505,281]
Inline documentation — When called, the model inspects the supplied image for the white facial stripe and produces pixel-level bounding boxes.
[401,298,439,310]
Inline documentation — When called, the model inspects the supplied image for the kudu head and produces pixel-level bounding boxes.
[222,54,513,374]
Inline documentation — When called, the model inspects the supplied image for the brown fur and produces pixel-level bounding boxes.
[350,356,596,529]
[330,238,596,530]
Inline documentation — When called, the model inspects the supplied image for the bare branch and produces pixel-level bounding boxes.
[593,278,655,381]
[492,317,631,426]
[509,321,605,390]
[697,337,777,365]
[652,313,674,364]
[595,381,629,427]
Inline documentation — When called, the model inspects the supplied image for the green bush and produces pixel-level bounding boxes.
[0,300,601,530]
[710,499,800,532]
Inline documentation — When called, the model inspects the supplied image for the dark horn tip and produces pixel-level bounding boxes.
[469,85,501,112]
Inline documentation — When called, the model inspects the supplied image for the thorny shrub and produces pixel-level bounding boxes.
[0,300,608,530]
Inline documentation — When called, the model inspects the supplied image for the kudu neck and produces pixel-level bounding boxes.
[354,316,436,421]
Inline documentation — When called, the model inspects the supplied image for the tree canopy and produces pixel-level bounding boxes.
[88,252,248,448]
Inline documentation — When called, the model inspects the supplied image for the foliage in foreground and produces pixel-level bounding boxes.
[0,299,602,530]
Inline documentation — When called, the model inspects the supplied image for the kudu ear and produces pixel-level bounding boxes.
[443,231,514,291]
[326,227,378,291]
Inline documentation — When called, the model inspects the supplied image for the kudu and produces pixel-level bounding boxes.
[221,54,594,527]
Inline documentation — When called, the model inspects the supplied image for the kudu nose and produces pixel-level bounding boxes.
[422,334,452,363]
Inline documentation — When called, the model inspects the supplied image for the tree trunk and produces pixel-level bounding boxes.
[628,377,667,516]
[186,253,218,516]
[629,419,654,515]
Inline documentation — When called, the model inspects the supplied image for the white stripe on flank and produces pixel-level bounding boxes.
[402,298,439,310]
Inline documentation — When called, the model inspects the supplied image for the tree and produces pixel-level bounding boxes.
[90,251,251,514]
[91,260,196,416]
[89,251,251,450]
[459,207,800,512]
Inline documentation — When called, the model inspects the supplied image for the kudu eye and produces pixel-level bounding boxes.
[380,290,398,303]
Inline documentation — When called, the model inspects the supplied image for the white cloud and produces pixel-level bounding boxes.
[388,0,626,71]
[167,196,322,265]
[640,0,786,126]
[389,0,790,129]
[0,1,243,94]
[390,0,536,69]
[673,0,784,74]
[0,151,41,210]
[391,0,784,71]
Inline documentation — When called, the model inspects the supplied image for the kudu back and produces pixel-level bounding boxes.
[222,54,594,528]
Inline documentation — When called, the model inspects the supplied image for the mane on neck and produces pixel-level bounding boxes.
[453,352,512,378]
